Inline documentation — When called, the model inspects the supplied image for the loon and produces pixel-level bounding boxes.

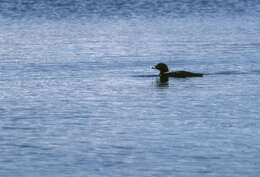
[152,63,203,78]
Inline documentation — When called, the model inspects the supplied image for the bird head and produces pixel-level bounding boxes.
[152,63,169,74]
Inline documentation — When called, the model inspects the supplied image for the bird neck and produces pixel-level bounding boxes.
[160,70,168,75]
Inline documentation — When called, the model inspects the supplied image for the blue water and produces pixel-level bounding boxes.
[1,0,260,176]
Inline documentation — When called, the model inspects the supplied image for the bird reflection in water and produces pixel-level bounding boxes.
[155,75,169,87]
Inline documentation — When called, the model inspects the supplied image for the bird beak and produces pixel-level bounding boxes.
[152,66,156,69]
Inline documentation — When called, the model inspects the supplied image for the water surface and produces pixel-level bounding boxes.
[1,1,260,176]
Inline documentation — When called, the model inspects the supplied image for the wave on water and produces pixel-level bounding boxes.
[1,0,260,19]
[252,70,260,74]
[132,74,159,77]
[132,70,260,78]
[206,70,260,76]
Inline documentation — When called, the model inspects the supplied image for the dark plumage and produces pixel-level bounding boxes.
[152,63,203,78]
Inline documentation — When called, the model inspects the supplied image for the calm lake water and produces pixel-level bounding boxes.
[1,0,260,176]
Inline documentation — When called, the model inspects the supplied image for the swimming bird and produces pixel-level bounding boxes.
[152,63,203,78]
